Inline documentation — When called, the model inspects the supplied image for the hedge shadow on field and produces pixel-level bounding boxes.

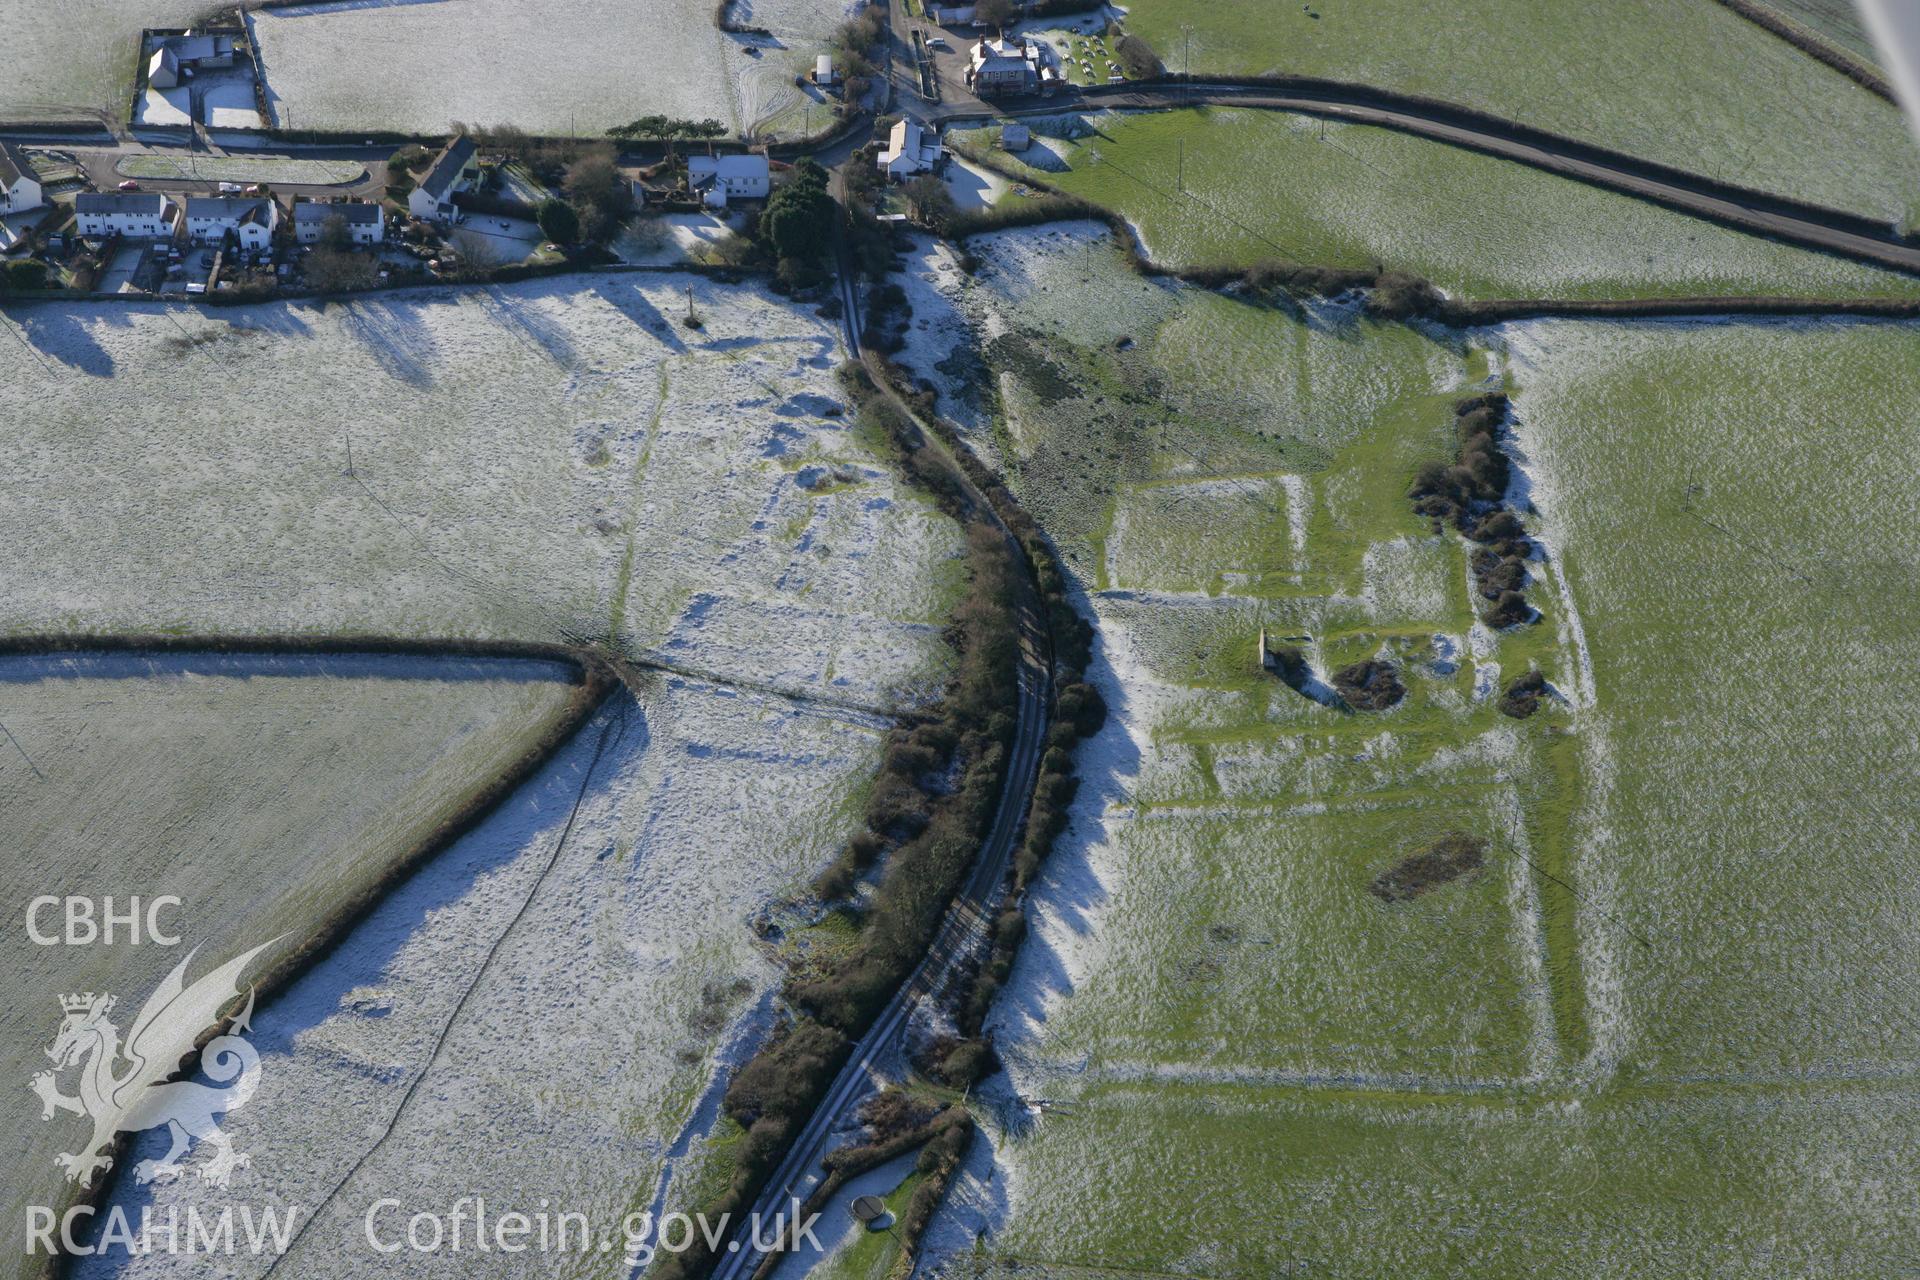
[0,649,578,686]
[336,294,446,389]
[10,305,123,377]
[476,285,579,369]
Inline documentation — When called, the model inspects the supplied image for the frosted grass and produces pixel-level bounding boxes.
[79,678,884,1280]
[1,662,578,1280]
[247,0,849,138]
[1500,316,1920,1081]
[0,276,964,710]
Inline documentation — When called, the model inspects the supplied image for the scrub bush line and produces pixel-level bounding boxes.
[943,131,1920,317]
[649,367,1030,1280]
[1409,392,1541,630]
[792,368,1024,1033]
[941,135,1450,320]
[859,354,1107,1089]
[744,1097,973,1280]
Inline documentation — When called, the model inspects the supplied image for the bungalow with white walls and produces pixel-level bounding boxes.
[876,119,942,180]
[146,32,236,90]
[408,135,480,221]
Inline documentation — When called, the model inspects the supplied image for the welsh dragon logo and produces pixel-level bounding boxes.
[30,942,276,1189]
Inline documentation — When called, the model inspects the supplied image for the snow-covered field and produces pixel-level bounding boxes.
[203,82,267,132]
[247,0,849,139]
[0,277,965,711]
[75,675,886,1279]
[1,653,579,1280]
[0,0,205,124]
[135,87,190,128]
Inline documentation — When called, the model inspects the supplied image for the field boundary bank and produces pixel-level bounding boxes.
[1707,0,1894,101]
[24,635,619,1280]
[1450,295,1920,323]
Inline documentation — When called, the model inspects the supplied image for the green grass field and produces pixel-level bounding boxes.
[1500,316,1920,1081]
[1118,0,1920,224]
[960,108,1920,300]
[918,227,1920,1276]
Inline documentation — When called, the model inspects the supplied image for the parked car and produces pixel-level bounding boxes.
[117,180,141,192]
[218,182,244,194]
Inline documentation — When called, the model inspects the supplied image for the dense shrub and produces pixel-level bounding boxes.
[0,259,50,292]
[1112,32,1164,78]
[1483,589,1533,628]
[723,1019,850,1127]
[536,197,580,244]
[1409,392,1541,629]
[1333,659,1405,711]
[1499,669,1549,719]
[897,1121,973,1248]
[761,159,834,263]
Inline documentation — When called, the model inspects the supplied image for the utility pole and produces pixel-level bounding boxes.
[1176,136,1184,193]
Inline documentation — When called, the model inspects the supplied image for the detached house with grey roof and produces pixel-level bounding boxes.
[294,199,385,245]
[0,142,44,216]
[185,196,279,251]
[407,135,480,222]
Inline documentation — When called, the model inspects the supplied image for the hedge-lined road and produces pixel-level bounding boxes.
[711,595,1046,1280]
[939,78,1920,277]
[711,274,1054,1277]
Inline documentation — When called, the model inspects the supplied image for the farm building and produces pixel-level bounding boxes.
[294,200,384,245]
[687,154,771,208]
[815,54,836,85]
[1000,123,1031,151]
[75,192,178,239]
[408,135,480,222]
[877,118,943,180]
[146,32,236,89]
[0,142,43,215]
[185,196,279,250]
